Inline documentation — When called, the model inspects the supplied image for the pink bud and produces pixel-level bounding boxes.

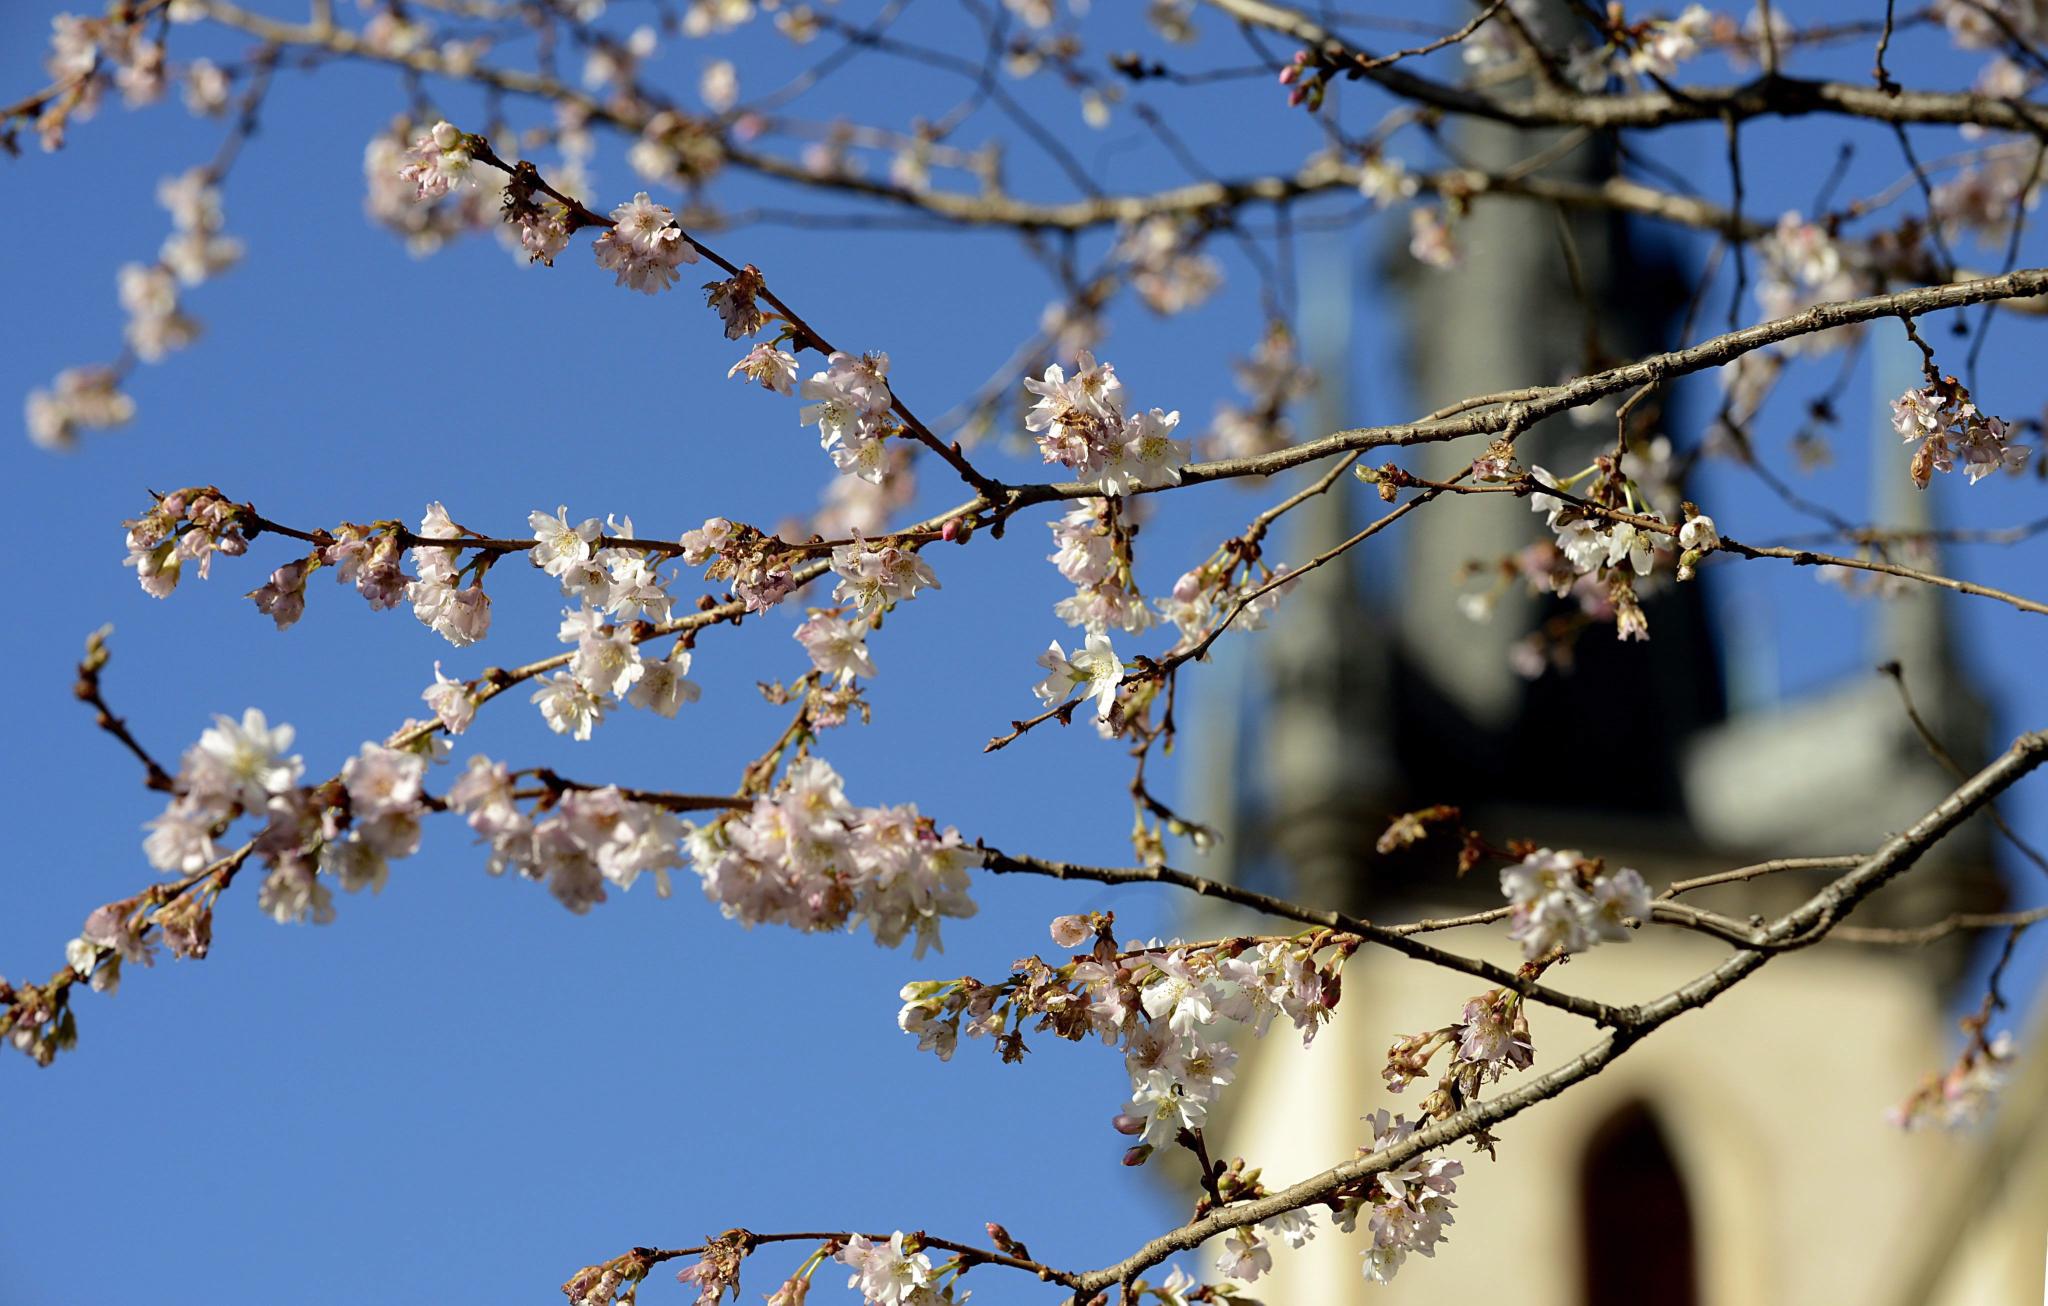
[1122,1144,1153,1167]
[1287,86,1307,107]
[1112,1112,1146,1136]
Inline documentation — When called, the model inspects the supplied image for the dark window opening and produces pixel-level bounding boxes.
[1579,1102,1698,1306]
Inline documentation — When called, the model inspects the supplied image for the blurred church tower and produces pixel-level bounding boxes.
[1184,46,2037,1303]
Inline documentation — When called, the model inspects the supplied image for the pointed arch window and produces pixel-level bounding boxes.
[1578,1101,1698,1306]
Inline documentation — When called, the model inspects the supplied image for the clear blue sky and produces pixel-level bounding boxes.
[3,3,2044,1302]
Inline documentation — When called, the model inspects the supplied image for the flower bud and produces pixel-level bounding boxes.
[1050,914,1092,948]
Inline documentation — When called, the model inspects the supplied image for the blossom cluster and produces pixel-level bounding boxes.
[1048,499,1152,634]
[682,758,977,956]
[1154,560,1294,653]
[1116,217,1222,316]
[1341,1110,1464,1284]
[682,516,803,612]
[835,1233,952,1306]
[794,609,878,685]
[900,921,1342,1166]
[1888,1029,2016,1129]
[251,503,496,644]
[446,757,684,913]
[530,506,678,623]
[829,536,940,618]
[123,487,249,599]
[366,119,507,255]
[1889,380,2028,487]
[1517,461,1674,644]
[1936,0,2046,50]
[26,366,135,451]
[1457,446,1716,670]
[1499,847,1651,961]
[1033,632,1126,720]
[592,191,700,293]
[1383,987,1536,1121]
[398,120,477,201]
[27,169,241,450]
[1207,324,1316,461]
[126,708,442,966]
[36,10,166,150]
[801,351,897,482]
[1024,352,1189,495]
[1618,4,1714,78]
[121,169,242,362]
[1755,212,1867,345]
[532,608,699,740]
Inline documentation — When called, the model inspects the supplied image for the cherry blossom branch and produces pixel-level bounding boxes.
[1881,660,2048,878]
[975,845,1628,1026]
[1656,855,1868,900]
[1205,0,2048,133]
[162,0,1807,248]
[465,140,1007,501]
[1717,538,2048,617]
[640,1228,1080,1285]
[1368,471,2048,618]
[1829,904,2048,945]
[1059,728,2048,1297]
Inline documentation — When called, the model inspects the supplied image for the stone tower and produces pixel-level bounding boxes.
[1186,101,2012,1304]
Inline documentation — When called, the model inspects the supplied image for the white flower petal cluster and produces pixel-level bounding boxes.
[122,489,248,599]
[529,506,677,621]
[1890,1031,2017,1129]
[105,168,240,370]
[1407,207,1458,269]
[422,662,476,734]
[1626,3,1712,76]
[727,342,799,394]
[1500,847,1650,960]
[408,501,491,646]
[1935,0,2046,49]
[830,537,939,618]
[1024,352,1188,494]
[1116,216,1221,315]
[794,610,877,683]
[1890,383,2028,488]
[156,168,243,287]
[836,1233,935,1306]
[366,122,508,254]
[683,758,977,956]
[902,937,1336,1177]
[1033,632,1124,720]
[1345,1111,1462,1285]
[1527,467,1667,583]
[800,351,895,482]
[397,120,475,201]
[1207,325,1316,460]
[1756,212,1868,347]
[135,710,440,938]
[1048,500,1153,635]
[591,192,699,293]
[446,757,683,912]
[682,516,804,612]
[1155,565,1297,652]
[531,607,698,739]
[27,365,134,450]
